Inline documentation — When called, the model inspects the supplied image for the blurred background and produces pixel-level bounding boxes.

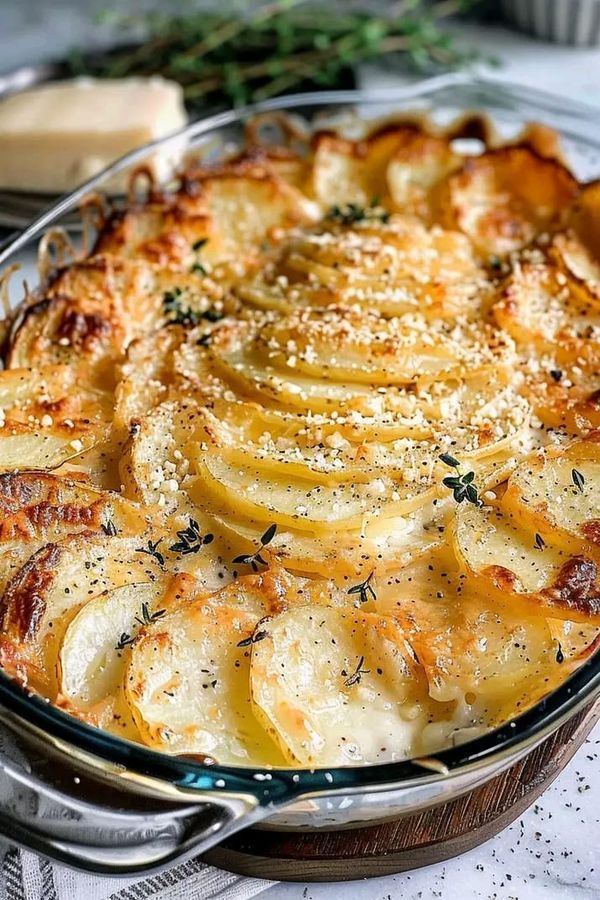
[2,0,600,112]
[1,0,599,230]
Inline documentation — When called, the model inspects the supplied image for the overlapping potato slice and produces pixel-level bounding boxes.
[94,190,211,266]
[0,473,150,604]
[503,435,600,549]
[395,592,569,731]
[386,130,460,217]
[207,500,449,582]
[493,258,600,354]
[452,502,600,622]
[48,255,226,341]
[238,220,488,320]
[209,319,516,417]
[309,129,403,208]
[194,449,419,531]
[5,295,122,386]
[126,592,286,764]
[114,328,184,441]
[58,581,167,739]
[443,146,578,255]
[551,230,600,307]
[0,365,111,472]
[190,170,319,263]
[309,125,460,214]
[0,534,155,692]
[256,308,482,385]
[454,502,569,594]
[250,605,431,766]
[120,398,202,512]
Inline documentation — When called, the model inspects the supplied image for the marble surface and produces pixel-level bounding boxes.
[0,4,599,898]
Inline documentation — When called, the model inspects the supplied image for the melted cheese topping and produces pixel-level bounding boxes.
[0,116,598,768]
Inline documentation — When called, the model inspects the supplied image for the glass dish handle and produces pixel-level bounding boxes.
[0,718,265,875]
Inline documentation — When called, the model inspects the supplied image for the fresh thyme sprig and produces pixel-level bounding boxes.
[191,238,209,275]
[347,570,376,604]
[70,2,483,110]
[170,518,214,556]
[101,518,118,537]
[237,629,269,648]
[114,603,166,651]
[135,601,167,627]
[439,453,483,507]
[326,200,390,226]
[163,287,224,327]
[115,632,135,651]
[232,523,277,572]
[135,538,165,567]
[342,655,370,688]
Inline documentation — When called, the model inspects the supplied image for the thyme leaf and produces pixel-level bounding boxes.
[237,629,269,648]
[115,631,135,651]
[572,468,585,493]
[326,200,390,226]
[163,287,223,327]
[169,518,214,556]
[135,538,165,567]
[347,570,376,604]
[232,524,277,571]
[135,602,166,627]
[101,518,118,537]
[439,455,483,507]
[343,655,370,687]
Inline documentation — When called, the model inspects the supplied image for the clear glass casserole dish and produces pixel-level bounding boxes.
[0,73,599,877]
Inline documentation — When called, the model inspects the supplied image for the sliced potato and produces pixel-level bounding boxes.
[256,308,482,385]
[492,260,600,354]
[0,365,111,473]
[208,499,449,582]
[242,220,486,320]
[454,502,569,594]
[58,581,167,740]
[309,128,403,208]
[387,131,460,217]
[126,597,286,765]
[451,501,599,621]
[444,146,577,255]
[395,594,568,729]
[503,436,600,549]
[0,473,150,601]
[0,427,96,472]
[194,448,429,533]
[250,605,430,766]
[0,535,154,691]
[120,398,202,512]
[6,296,122,386]
[114,327,185,441]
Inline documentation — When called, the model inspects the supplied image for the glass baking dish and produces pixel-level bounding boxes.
[0,73,599,877]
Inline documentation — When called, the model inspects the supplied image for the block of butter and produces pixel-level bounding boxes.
[0,76,188,194]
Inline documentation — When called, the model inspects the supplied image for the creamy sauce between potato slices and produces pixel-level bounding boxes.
[0,116,599,767]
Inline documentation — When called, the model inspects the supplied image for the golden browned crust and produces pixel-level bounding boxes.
[0,112,598,767]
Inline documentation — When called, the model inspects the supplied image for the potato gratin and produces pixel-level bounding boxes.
[0,116,599,769]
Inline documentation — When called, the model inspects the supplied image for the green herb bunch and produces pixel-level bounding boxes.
[70,1,483,110]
